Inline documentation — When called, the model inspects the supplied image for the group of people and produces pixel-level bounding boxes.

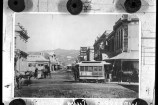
[34,65,51,79]
[14,65,51,89]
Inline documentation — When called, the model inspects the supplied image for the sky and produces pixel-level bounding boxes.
[15,13,122,52]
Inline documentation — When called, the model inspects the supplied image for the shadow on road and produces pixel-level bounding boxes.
[119,84,139,93]
[63,80,79,83]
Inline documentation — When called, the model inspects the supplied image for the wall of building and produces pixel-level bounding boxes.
[27,52,60,71]
[114,25,124,54]
[87,47,94,61]
[16,57,28,72]
[128,21,139,51]
[28,61,49,71]
[112,19,139,55]
[89,49,94,61]
[15,24,29,72]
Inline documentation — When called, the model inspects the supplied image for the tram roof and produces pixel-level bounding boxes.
[77,61,111,65]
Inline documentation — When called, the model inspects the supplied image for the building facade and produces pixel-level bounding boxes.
[86,47,94,61]
[106,15,139,56]
[14,23,30,73]
[93,15,139,82]
[79,47,88,61]
[27,52,50,72]
[27,52,60,72]
[93,31,109,61]
[47,51,60,71]
[111,15,139,82]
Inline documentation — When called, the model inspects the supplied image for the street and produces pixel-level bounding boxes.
[15,70,138,98]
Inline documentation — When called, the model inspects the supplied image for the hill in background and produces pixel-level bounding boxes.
[40,48,79,66]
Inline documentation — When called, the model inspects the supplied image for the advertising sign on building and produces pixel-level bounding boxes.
[80,52,87,56]
[80,47,87,52]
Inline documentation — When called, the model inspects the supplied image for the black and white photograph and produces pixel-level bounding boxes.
[14,13,140,98]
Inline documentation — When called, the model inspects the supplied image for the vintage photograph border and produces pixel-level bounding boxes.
[12,12,142,99]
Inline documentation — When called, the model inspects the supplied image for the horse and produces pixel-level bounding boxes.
[24,71,35,80]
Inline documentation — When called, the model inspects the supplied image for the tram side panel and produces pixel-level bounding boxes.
[79,65,106,82]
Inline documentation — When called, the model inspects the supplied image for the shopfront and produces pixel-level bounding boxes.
[104,51,139,82]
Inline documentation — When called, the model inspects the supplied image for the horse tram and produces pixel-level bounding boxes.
[76,61,111,83]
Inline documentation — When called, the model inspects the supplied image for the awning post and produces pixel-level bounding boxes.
[121,60,122,83]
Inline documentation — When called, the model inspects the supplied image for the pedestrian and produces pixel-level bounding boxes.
[47,65,51,78]
[72,65,78,81]
[118,70,122,83]
[34,68,38,79]
[75,65,79,80]
[45,65,49,78]
[43,65,47,78]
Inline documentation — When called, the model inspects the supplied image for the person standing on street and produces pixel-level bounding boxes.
[72,65,78,81]
[47,65,51,78]
[43,65,47,79]
[34,68,38,79]
[45,65,50,78]
[75,64,79,80]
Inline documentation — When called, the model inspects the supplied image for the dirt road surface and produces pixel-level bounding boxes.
[15,70,138,98]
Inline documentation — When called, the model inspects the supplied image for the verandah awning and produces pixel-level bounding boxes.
[103,51,139,61]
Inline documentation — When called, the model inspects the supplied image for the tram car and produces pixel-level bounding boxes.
[77,61,111,83]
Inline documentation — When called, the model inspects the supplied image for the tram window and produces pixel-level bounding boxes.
[88,66,93,72]
[80,66,84,71]
[98,66,102,71]
[93,66,98,71]
[85,66,88,71]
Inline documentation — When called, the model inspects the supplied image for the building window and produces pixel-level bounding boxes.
[112,38,114,51]
[115,35,117,50]
[109,40,111,51]
[114,36,116,51]
[118,30,120,49]
[117,32,118,49]
[119,29,121,49]
[117,31,118,49]
[121,29,123,48]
